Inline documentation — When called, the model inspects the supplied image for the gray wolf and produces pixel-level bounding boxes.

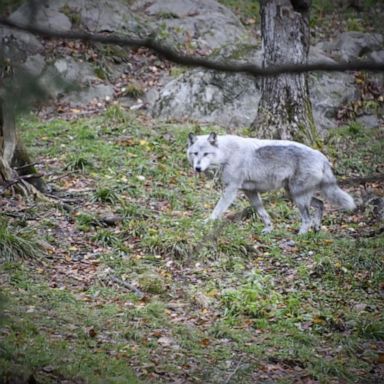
[187,133,356,234]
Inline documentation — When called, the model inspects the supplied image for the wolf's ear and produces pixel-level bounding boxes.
[188,133,197,146]
[208,132,218,146]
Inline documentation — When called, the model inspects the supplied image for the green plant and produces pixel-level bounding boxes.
[122,83,145,98]
[60,4,82,27]
[138,272,166,294]
[92,187,119,204]
[222,272,283,318]
[103,104,129,124]
[0,219,43,260]
[65,155,93,171]
[93,229,121,247]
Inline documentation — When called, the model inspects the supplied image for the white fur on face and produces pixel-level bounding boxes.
[187,136,218,172]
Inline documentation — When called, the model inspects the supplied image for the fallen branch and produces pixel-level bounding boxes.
[14,161,43,171]
[1,18,384,77]
[224,358,244,384]
[109,275,144,298]
[338,174,384,186]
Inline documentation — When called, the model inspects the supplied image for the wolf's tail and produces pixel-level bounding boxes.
[321,162,356,210]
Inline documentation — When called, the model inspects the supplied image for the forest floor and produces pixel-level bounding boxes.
[0,107,383,384]
[1,1,384,383]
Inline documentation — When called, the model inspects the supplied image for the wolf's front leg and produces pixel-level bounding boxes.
[209,185,238,221]
[244,191,273,234]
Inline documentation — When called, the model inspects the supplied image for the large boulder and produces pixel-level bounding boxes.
[148,70,261,128]
[319,31,384,62]
[3,0,382,131]
[131,0,251,51]
[148,29,383,132]
[9,0,144,34]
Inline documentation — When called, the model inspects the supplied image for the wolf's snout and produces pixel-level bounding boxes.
[195,166,202,172]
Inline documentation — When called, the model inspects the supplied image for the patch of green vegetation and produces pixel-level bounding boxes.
[138,272,166,294]
[169,66,188,77]
[0,219,43,261]
[0,0,24,16]
[75,212,99,232]
[8,113,384,383]
[218,0,260,24]
[93,228,122,248]
[0,268,138,383]
[121,82,145,98]
[326,125,384,177]
[60,4,82,27]
[92,187,119,204]
[64,154,93,171]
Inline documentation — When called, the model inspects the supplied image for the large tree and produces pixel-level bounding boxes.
[0,61,46,195]
[251,0,318,144]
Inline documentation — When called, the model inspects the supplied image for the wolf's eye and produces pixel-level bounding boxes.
[203,152,209,156]
[193,152,198,156]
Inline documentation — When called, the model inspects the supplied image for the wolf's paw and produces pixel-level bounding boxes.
[261,226,273,235]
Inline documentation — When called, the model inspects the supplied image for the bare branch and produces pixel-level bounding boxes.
[1,18,383,77]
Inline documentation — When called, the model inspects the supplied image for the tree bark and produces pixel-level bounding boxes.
[0,99,45,194]
[251,0,319,145]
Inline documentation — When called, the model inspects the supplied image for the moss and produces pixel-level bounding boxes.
[122,82,145,98]
[60,5,82,27]
[138,272,166,294]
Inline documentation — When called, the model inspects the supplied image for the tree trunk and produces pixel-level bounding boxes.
[0,99,46,194]
[251,0,319,145]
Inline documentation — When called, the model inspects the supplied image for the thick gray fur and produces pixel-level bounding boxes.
[187,133,356,234]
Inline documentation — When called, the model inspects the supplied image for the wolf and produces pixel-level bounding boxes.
[187,132,356,234]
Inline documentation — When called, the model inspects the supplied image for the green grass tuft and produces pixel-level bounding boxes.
[0,219,43,261]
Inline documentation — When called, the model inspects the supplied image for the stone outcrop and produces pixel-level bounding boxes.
[1,0,382,132]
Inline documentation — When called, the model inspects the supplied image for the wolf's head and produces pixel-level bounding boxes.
[187,132,220,173]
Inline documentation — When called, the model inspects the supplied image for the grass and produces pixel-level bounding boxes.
[0,108,383,383]
[0,219,43,261]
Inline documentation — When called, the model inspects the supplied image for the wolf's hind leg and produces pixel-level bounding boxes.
[311,197,324,232]
[289,188,313,234]
[244,191,273,234]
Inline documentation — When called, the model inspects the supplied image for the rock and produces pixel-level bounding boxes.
[67,0,144,33]
[9,1,72,32]
[149,69,261,128]
[362,191,384,222]
[53,57,96,84]
[309,71,357,131]
[356,114,380,129]
[21,54,46,76]
[0,26,42,63]
[325,31,384,62]
[64,84,115,105]
[308,45,337,64]
[37,65,66,98]
[367,49,384,64]
[148,42,359,132]
[9,0,145,34]
[132,0,251,51]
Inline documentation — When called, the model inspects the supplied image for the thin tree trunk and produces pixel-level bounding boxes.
[0,99,45,194]
[251,0,319,145]
[0,98,16,184]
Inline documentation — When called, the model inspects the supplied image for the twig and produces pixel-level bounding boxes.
[338,174,384,186]
[109,275,144,297]
[14,161,43,171]
[224,358,243,384]
[47,171,75,182]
